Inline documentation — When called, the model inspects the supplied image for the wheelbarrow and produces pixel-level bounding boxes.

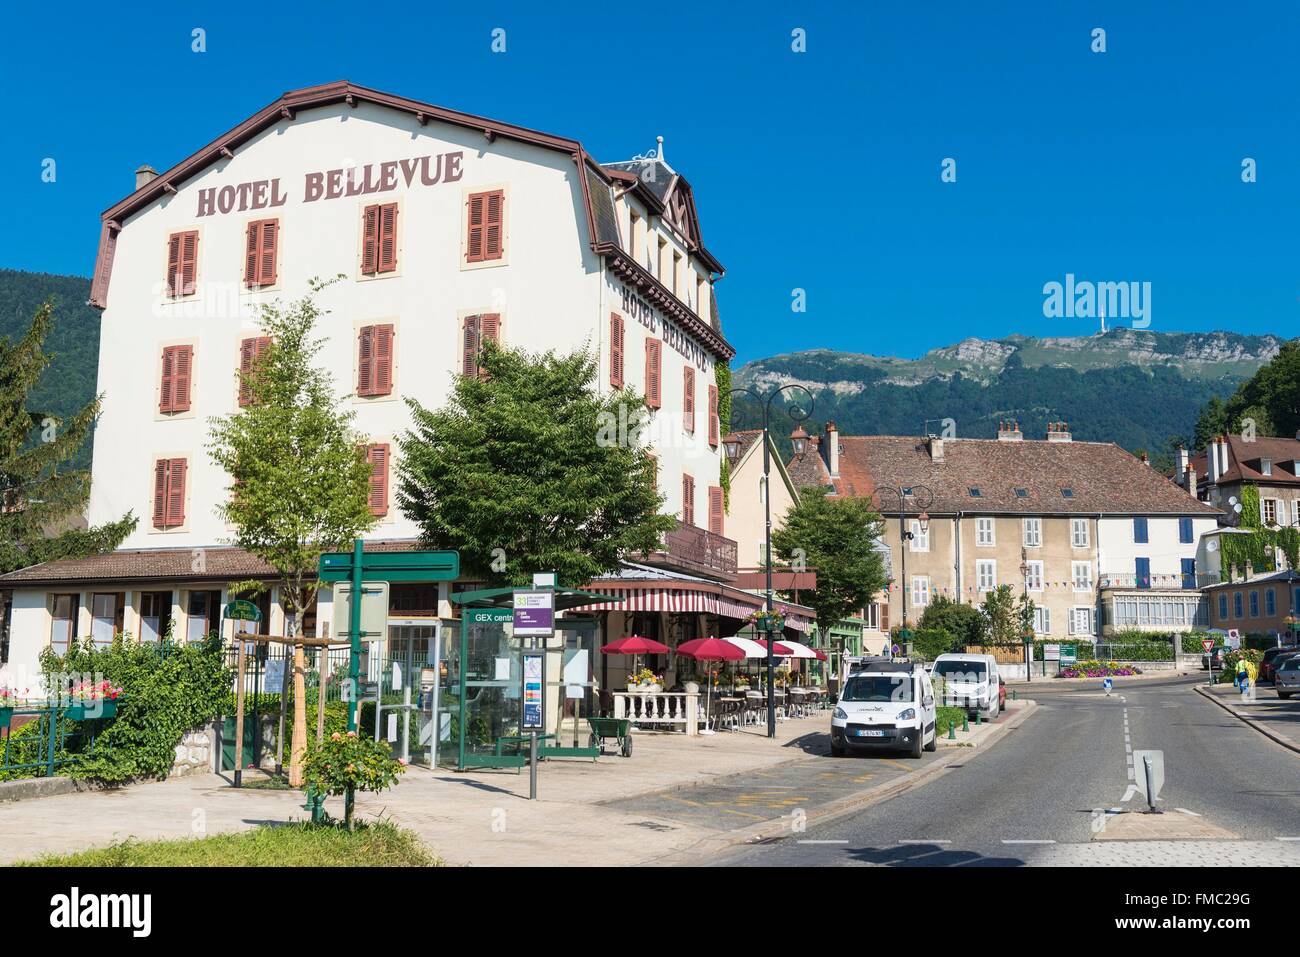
[587,716,633,757]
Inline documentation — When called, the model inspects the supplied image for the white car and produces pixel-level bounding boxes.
[830,662,937,758]
[930,653,1001,721]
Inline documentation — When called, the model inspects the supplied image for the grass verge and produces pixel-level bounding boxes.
[17,820,438,867]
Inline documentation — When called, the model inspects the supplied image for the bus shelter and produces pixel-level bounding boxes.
[445,586,620,769]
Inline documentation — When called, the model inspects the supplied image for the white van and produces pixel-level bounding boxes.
[830,662,937,759]
[930,653,1000,721]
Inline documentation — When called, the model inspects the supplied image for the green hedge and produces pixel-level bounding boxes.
[935,706,966,737]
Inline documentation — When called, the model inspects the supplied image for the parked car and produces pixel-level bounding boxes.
[831,661,937,759]
[1201,646,1228,671]
[1276,657,1300,699]
[931,653,1002,721]
[1259,647,1299,684]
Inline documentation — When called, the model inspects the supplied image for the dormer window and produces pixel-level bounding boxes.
[1261,458,1272,476]
[1014,488,1029,499]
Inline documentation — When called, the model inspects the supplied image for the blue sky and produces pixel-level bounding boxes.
[3,1,1297,363]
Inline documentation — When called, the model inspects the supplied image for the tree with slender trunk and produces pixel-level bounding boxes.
[207,279,375,786]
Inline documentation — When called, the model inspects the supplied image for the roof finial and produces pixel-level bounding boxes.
[656,134,665,165]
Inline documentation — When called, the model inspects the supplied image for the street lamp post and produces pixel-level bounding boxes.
[872,485,934,656]
[724,383,813,739]
[1020,558,1033,683]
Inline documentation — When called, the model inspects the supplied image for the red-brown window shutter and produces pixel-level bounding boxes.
[683,367,696,433]
[462,315,499,378]
[159,347,174,414]
[367,443,390,516]
[239,336,271,406]
[357,326,373,396]
[245,219,279,287]
[153,458,187,529]
[166,233,182,297]
[610,314,624,389]
[682,474,695,527]
[708,486,724,535]
[645,339,662,409]
[152,460,169,529]
[378,203,398,273]
[708,384,719,447]
[361,205,379,274]
[358,325,394,396]
[180,231,198,295]
[467,190,504,263]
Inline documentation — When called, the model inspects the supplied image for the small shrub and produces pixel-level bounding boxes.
[302,730,406,829]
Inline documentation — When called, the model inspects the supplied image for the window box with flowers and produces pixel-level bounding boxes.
[746,609,786,633]
[626,668,663,693]
[62,680,124,721]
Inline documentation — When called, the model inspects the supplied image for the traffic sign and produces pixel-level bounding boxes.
[331,581,390,640]
[318,549,459,583]
[1201,638,1215,653]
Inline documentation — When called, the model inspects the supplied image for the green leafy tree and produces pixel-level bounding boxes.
[980,584,1035,648]
[207,280,376,784]
[0,300,136,575]
[397,341,676,585]
[918,595,988,650]
[1196,341,1300,446]
[771,486,887,636]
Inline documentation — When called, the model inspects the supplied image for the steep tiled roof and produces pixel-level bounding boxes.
[794,435,1222,516]
[1219,434,1300,485]
[786,436,832,491]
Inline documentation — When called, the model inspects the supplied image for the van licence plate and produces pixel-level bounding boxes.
[854,729,885,737]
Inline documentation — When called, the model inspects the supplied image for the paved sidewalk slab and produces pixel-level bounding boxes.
[1198,683,1300,754]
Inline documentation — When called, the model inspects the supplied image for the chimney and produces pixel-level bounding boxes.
[1185,463,1197,499]
[1140,452,1150,467]
[823,421,840,477]
[1175,446,1189,484]
[135,164,158,190]
[1046,421,1072,443]
[997,420,1023,442]
[1210,434,1230,483]
[928,435,945,463]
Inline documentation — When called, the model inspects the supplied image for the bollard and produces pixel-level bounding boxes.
[1012,690,1018,701]
[947,720,956,740]
[961,714,969,733]
[976,710,983,725]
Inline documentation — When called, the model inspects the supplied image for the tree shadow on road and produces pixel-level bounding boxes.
[844,842,1026,867]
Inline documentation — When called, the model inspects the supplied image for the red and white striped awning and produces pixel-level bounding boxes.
[574,584,812,632]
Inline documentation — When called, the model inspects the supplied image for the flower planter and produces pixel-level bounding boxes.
[0,706,12,728]
[64,699,118,721]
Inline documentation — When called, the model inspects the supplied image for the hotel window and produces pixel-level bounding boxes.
[465,190,504,263]
[151,457,187,530]
[1070,607,1093,635]
[91,593,123,647]
[1025,560,1044,591]
[1262,499,1278,526]
[909,519,929,552]
[1133,517,1149,544]
[976,517,995,546]
[682,474,695,526]
[1218,594,1229,620]
[1033,607,1051,635]
[361,202,399,274]
[708,486,724,535]
[165,229,199,297]
[158,344,193,414]
[911,576,930,609]
[243,218,279,287]
[1071,518,1089,548]
[1179,517,1194,543]
[644,339,662,409]
[1266,588,1276,616]
[461,314,500,378]
[366,444,390,517]
[239,336,271,406]
[139,591,172,643]
[609,314,625,389]
[50,594,79,653]
[657,236,668,281]
[1072,561,1093,591]
[683,366,696,433]
[976,559,996,592]
[1249,590,1260,618]
[357,324,395,397]
[1023,517,1041,547]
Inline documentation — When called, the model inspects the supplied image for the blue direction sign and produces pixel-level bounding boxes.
[318,549,459,583]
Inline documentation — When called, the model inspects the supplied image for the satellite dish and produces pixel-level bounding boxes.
[1207,540,1218,552]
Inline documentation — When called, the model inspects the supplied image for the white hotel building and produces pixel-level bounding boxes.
[0,81,799,683]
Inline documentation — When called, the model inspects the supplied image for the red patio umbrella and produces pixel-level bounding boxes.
[675,637,745,734]
[601,636,671,655]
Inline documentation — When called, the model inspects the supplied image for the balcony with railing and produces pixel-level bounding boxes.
[1098,572,1200,591]
[642,520,738,580]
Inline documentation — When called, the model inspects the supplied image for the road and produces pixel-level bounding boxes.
[714,675,1300,866]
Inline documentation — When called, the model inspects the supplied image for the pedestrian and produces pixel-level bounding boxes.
[1236,656,1252,702]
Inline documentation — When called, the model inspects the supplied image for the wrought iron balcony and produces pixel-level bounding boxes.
[644,520,738,579]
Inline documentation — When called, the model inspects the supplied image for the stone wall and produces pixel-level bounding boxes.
[171,721,217,777]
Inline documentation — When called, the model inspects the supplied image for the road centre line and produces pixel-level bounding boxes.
[1002,839,1056,844]
[899,839,951,844]
[797,840,848,844]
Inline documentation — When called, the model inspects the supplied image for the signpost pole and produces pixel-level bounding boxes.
[233,629,247,788]
[346,537,362,827]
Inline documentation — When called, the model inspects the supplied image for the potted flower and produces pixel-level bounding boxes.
[63,679,124,720]
[746,609,786,633]
[0,685,25,728]
[627,668,663,693]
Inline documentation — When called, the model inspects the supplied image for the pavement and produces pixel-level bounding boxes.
[1197,680,1300,754]
[0,702,1022,867]
[715,674,1300,867]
